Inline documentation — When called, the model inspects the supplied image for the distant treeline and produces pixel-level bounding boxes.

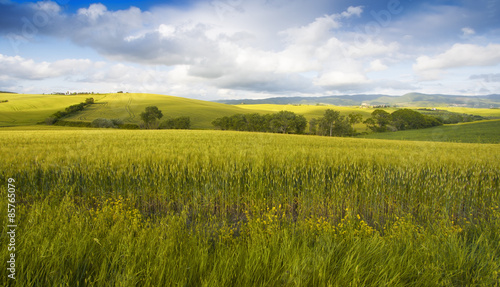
[214,108,448,137]
[364,109,443,132]
[417,109,485,124]
[212,109,364,137]
[212,111,308,134]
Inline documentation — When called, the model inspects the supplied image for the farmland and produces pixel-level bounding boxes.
[360,119,500,144]
[1,129,499,286]
[0,93,268,129]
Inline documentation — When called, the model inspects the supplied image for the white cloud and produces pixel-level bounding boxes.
[77,3,108,21]
[461,27,475,37]
[0,54,96,80]
[414,43,500,81]
[367,59,388,72]
[314,71,370,89]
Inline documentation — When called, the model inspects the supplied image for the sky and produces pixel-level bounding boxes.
[0,0,499,100]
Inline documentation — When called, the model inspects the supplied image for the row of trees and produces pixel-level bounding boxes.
[309,110,363,137]
[45,98,94,125]
[212,111,308,134]
[212,109,364,137]
[364,109,442,132]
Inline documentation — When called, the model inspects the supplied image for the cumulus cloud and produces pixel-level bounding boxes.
[1,0,498,97]
[414,44,500,80]
[0,54,97,80]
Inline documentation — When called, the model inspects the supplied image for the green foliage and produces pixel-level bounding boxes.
[360,119,500,143]
[0,130,499,285]
[364,109,392,132]
[365,108,443,133]
[140,106,163,129]
[313,109,363,136]
[91,118,116,128]
[53,120,92,128]
[159,117,191,129]
[212,111,307,134]
[45,117,57,125]
[85,98,95,104]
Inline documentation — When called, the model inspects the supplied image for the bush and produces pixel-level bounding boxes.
[118,123,140,129]
[91,118,115,128]
[45,117,57,125]
[53,120,91,127]
[111,118,124,126]
[160,117,191,129]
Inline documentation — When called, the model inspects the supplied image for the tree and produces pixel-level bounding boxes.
[319,109,341,137]
[364,109,391,132]
[85,98,94,104]
[292,114,307,134]
[270,111,293,134]
[140,106,163,129]
[309,118,318,135]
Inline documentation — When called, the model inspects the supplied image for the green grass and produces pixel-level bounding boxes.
[1,129,499,286]
[0,93,106,126]
[359,119,500,144]
[0,93,270,129]
[62,93,272,129]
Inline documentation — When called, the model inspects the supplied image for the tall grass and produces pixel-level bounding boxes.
[0,129,499,286]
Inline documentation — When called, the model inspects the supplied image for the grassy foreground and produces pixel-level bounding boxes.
[1,129,499,286]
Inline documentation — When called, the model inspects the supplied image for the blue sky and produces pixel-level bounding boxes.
[0,0,499,99]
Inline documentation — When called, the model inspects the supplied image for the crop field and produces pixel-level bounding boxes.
[1,129,499,286]
[360,119,500,144]
[0,93,269,129]
[0,93,106,127]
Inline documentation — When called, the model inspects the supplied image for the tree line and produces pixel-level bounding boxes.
[212,109,364,136]
[364,109,442,132]
[212,111,308,134]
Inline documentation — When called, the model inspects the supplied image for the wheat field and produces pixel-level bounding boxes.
[1,129,499,286]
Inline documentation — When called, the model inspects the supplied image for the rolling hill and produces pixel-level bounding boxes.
[217,93,500,108]
[2,92,500,143]
[0,93,270,129]
[358,119,500,144]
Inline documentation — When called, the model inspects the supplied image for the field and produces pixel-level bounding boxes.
[1,129,499,286]
[0,93,107,127]
[360,119,500,144]
[0,93,269,129]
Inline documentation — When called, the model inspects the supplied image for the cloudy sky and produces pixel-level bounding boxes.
[0,0,499,100]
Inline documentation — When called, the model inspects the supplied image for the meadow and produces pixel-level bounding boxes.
[360,119,500,144]
[0,129,499,286]
[0,93,269,129]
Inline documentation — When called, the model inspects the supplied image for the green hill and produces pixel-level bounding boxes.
[0,93,269,129]
[0,93,107,126]
[217,93,500,108]
[358,120,500,144]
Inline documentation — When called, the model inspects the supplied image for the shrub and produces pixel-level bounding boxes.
[45,117,57,125]
[91,118,115,128]
[111,118,124,126]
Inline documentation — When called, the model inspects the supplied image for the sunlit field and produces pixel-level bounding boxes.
[360,119,500,144]
[1,129,499,286]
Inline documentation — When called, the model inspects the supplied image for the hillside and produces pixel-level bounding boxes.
[0,93,269,129]
[358,119,500,144]
[217,93,500,108]
[0,93,107,126]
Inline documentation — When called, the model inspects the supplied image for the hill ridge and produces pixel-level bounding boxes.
[215,93,500,108]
